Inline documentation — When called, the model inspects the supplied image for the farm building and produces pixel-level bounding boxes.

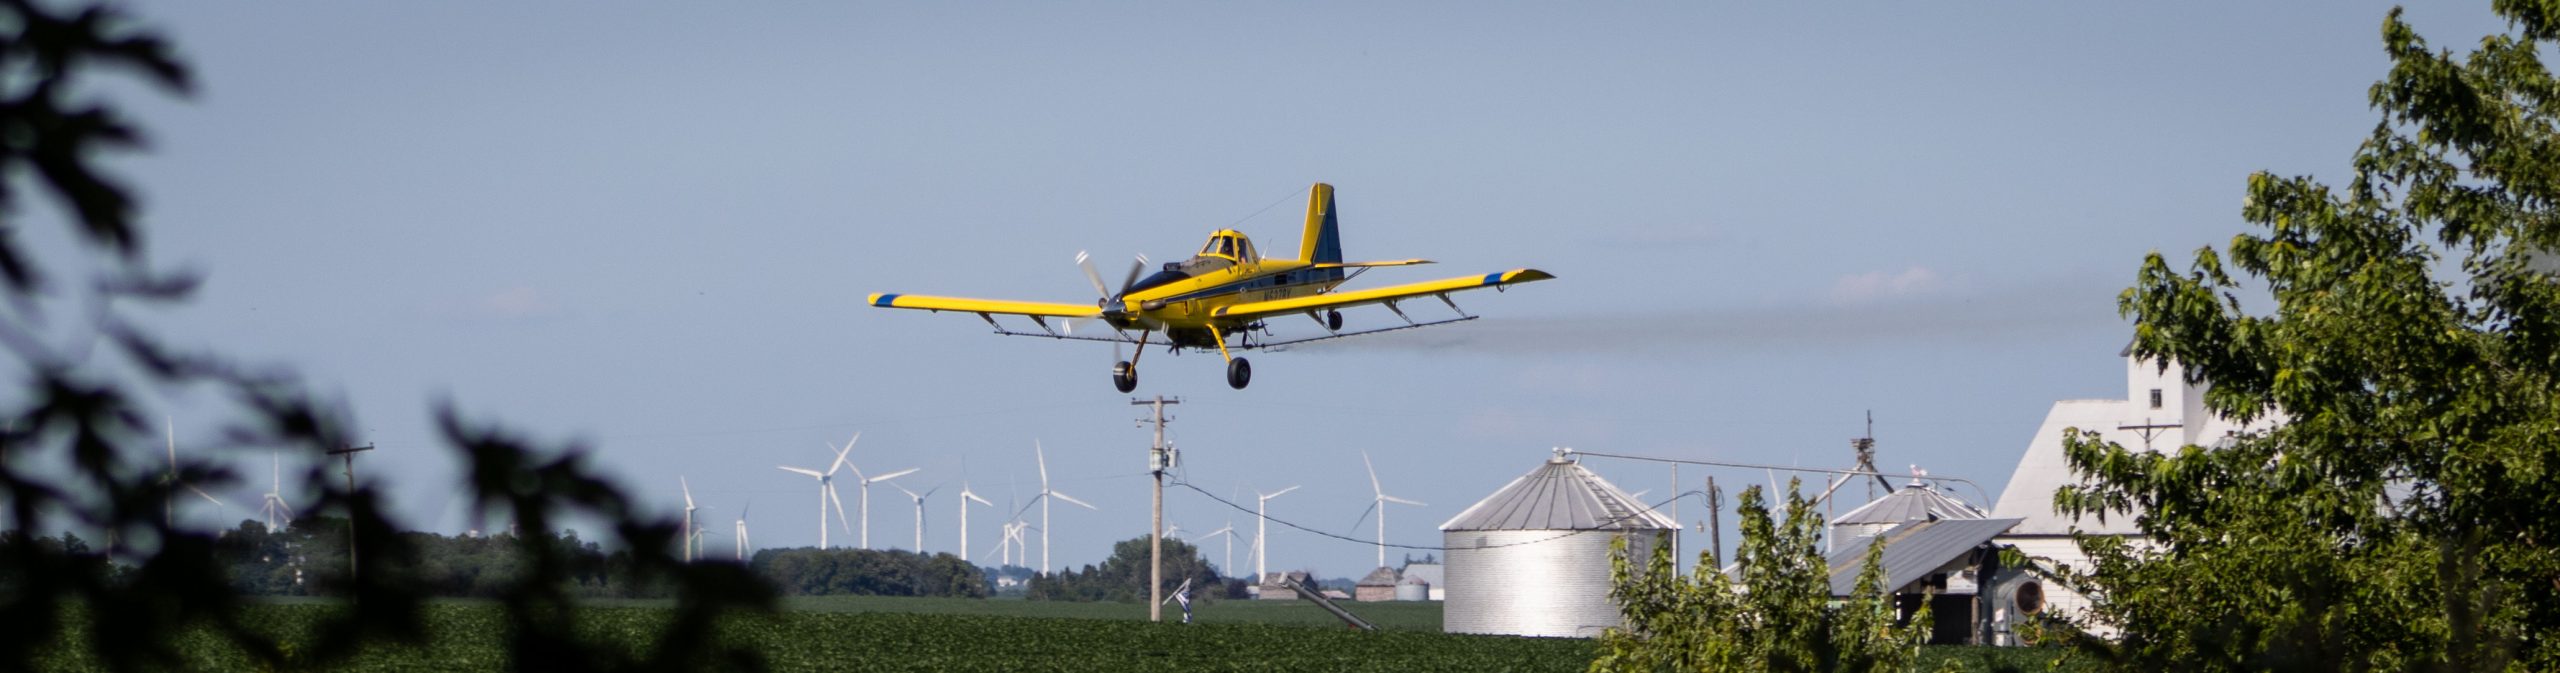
[1399,562,1444,600]
[1825,512,2022,645]
[1983,343,2285,642]
[1255,570,1312,601]
[1440,451,1677,638]
[1829,480,1986,553]
[1354,566,1401,602]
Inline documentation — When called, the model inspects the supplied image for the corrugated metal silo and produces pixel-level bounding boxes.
[1440,452,1677,638]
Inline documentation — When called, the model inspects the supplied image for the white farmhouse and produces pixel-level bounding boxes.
[1984,344,2282,641]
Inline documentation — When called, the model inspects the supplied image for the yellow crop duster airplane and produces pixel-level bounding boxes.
[866,183,1554,391]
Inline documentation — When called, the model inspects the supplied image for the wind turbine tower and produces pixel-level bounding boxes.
[680,477,698,562]
[734,502,752,562]
[260,452,295,531]
[958,483,992,562]
[777,436,858,550]
[1357,450,1426,569]
[1254,485,1300,583]
[892,483,940,552]
[1031,441,1096,573]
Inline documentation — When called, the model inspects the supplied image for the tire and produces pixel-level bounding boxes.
[1226,357,1252,390]
[1326,310,1343,331]
[1113,361,1138,393]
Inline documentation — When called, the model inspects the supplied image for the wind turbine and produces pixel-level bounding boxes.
[891,482,941,552]
[958,482,992,563]
[164,418,225,530]
[259,451,295,532]
[733,502,753,562]
[777,436,858,550]
[1026,441,1096,573]
[1350,450,1426,569]
[1254,485,1300,584]
[679,477,699,562]
[1202,522,1238,577]
[837,438,918,550]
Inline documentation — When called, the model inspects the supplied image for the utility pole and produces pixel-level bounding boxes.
[1132,396,1179,623]
[327,443,375,583]
[1705,475,1722,567]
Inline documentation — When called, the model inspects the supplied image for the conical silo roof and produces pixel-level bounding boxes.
[1833,482,1983,526]
[1440,455,1677,531]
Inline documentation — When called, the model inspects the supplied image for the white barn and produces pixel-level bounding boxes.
[1984,344,2282,641]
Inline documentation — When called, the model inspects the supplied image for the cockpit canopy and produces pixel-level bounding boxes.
[1125,230,1259,297]
[1199,229,1257,263]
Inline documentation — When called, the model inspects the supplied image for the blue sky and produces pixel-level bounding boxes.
[21,2,2509,576]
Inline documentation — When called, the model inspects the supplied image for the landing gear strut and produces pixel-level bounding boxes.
[1226,357,1252,389]
[1110,330,1151,393]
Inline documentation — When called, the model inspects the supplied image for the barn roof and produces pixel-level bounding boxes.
[1825,518,2022,596]
[1439,456,1677,532]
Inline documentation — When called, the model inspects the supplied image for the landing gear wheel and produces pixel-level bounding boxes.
[1225,357,1252,390]
[1326,310,1343,331]
[1113,361,1138,393]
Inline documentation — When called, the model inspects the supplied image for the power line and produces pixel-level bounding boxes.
[1564,448,1996,508]
[1171,480,1703,553]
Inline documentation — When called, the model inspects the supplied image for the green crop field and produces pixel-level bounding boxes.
[31,599,2087,672]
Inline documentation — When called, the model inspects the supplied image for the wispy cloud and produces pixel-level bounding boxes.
[1829,265,1942,305]
[1279,275,2126,357]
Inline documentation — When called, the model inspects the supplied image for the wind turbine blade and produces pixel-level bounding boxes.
[1263,485,1301,500]
[1206,526,1234,538]
[1035,441,1049,487]
[829,485,854,535]
[1050,491,1098,511]
[1348,501,1378,531]
[891,483,919,500]
[186,484,226,509]
[827,434,860,476]
[923,483,945,499]
[871,467,920,483]
[681,476,695,509]
[1381,495,1426,507]
[738,501,752,522]
[1362,450,1382,497]
[778,466,824,478]
[964,492,992,507]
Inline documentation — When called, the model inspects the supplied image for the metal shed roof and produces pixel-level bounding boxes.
[1439,457,1677,532]
[1824,517,2022,596]
[1833,483,1984,526]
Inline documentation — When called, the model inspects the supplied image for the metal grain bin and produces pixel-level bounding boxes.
[1440,452,1677,638]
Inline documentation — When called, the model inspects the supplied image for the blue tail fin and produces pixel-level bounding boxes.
[1298,183,1343,265]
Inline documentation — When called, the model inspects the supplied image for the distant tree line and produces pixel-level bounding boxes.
[750,547,987,599]
[22,518,1000,600]
[1026,536,1240,602]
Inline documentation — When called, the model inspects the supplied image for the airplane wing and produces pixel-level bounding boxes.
[1313,259,1433,269]
[1208,268,1554,322]
[866,293,1103,319]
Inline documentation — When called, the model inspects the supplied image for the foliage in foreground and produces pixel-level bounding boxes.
[2053,3,2560,671]
[1592,480,1935,673]
[0,1,775,671]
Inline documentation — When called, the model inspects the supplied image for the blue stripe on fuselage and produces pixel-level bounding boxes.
[1482,272,1503,285]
